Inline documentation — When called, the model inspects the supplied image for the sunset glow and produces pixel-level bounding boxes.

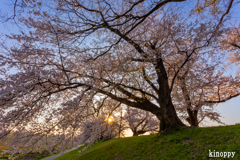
[108,117,113,123]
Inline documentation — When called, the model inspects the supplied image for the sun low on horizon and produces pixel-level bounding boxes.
[108,117,113,123]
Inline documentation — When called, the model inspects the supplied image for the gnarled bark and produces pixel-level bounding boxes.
[186,109,199,127]
[178,70,199,127]
[155,58,186,133]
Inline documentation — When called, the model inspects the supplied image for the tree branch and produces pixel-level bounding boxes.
[205,93,240,103]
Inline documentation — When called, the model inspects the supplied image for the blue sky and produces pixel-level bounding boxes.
[201,96,240,126]
[0,0,239,127]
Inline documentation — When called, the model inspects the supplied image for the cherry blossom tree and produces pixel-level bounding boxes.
[79,98,125,144]
[0,0,239,155]
[124,106,159,136]
[222,24,240,65]
[172,60,239,127]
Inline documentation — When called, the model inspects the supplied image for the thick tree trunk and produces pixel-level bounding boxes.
[178,70,199,127]
[155,58,186,133]
[104,58,187,134]
[156,100,186,134]
[186,109,198,127]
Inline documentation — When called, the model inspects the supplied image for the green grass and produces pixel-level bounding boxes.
[0,149,53,160]
[56,124,240,160]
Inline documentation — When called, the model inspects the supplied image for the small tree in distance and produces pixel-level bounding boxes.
[124,107,159,136]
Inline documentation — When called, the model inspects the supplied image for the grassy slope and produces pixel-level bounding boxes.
[56,125,240,160]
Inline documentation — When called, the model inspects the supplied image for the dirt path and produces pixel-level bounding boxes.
[42,146,80,160]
